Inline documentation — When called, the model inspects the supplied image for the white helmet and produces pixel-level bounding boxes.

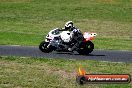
[65,21,73,29]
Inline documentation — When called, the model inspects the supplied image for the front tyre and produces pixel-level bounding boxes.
[39,41,53,53]
[77,41,94,55]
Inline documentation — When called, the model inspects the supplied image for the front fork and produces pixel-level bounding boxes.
[47,43,51,48]
[46,39,59,49]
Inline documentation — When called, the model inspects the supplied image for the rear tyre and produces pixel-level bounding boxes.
[39,41,53,53]
[77,41,94,55]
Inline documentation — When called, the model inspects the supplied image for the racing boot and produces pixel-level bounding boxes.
[68,43,78,52]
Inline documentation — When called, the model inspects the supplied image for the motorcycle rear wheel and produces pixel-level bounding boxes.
[39,41,53,53]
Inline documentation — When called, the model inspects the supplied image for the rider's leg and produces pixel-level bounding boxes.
[68,33,78,51]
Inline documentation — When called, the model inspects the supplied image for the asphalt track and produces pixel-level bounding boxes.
[0,45,132,62]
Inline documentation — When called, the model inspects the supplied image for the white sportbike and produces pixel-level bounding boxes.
[39,28,97,55]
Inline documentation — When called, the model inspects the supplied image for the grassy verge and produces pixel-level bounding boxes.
[0,57,131,88]
[0,0,132,50]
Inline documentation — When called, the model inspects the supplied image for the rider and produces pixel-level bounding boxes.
[59,21,83,51]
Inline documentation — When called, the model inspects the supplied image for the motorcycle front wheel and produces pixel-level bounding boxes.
[39,41,53,53]
[77,41,94,55]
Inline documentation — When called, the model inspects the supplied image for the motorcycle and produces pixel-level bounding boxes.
[39,28,97,55]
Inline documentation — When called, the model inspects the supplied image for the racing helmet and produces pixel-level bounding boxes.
[65,21,73,30]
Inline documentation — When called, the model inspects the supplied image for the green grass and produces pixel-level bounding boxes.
[0,56,132,88]
[0,0,132,50]
[0,32,42,46]
[93,37,132,50]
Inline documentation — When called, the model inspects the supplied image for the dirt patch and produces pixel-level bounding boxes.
[0,59,78,80]
[36,63,77,79]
